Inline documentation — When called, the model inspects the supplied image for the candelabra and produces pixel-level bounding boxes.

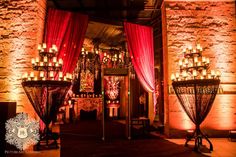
[22,43,71,150]
[171,43,220,152]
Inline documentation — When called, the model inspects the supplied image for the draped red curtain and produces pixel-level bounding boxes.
[44,8,88,74]
[124,22,156,107]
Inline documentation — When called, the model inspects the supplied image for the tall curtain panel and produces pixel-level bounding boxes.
[124,22,156,109]
[44,8,88,74]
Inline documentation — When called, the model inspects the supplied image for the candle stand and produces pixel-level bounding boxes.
[171,44,220,152]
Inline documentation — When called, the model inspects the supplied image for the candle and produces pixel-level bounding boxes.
[216,70,221,77]
[171,74,176,81]
[42,77,46,81]
[188,45,192,51]
[86,51,88,55]
[184,58,188,65]
[49,71,54,78]
[49,48,52,53]
[40,62,44,66]
[211,70,215,77]
[175,73,180,79]
[55,62,59,67]
[35,57,39,63]
[53,57,57,63]
[59,58,63,65]
[202,69,207,76]
[52,44,57,51]
[194,57,198,63]
[42,43,46,49]
[196,44,201,50]
[202,57,206,63]
[82,47,85,52]
[193,49,196,53]
[23,72,28,79]
[104,53,107,57]
[206,58,210,64]
[179,60,183,66]
[34,76,38,81]
[95,50,99,54]
[182,71,187,78]
[48,62,52,66]
[43,56,48,63]
[27,77,31,81]
[37,44,42,51]
[31,58,35,65]
[63,76,67,81]
[193,70,197,77]
[30,72,34,78]
[197,62,202,66]
[59,72,63,78]
[39,71,44,78]
[208,74,212,79]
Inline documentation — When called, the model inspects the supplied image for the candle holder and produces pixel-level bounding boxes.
[22,43,71,150]
[171,43,220,152]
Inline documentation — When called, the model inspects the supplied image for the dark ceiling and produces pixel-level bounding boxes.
[47,0,163,49]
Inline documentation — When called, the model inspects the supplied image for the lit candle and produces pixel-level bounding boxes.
[208,74,212,79]
[52,44,57,51]
[55,62,59,67]
[188,45,192,51]
[184,58,188,65]
[42,43,46,49]
[49,71,54,78]
[179,60,183,66]
[196,44,201,50]
[31,58,35,65]
[35,57,39,63]
[175,73,180,80]
[194,57,198,63]
[27,77,31,81]
[43,56,48,63]
[211,70,215,77]
[30,72,34,78]
[216,70,221,77]
[202,57,206,63]
[59,72,63,78]
[197,62,201,66]
[40,62,44,66]
[95,50,99,54]
[206,58,210,64]
[200,76,204,79]
[86,51,88,55]
[48,62,52,66]
[34,76,38,81]
[37,44,42,51]
[23,72,28,79]
[53,57,57,63]
[202,69,207,76]
[193,70,197,77]
[39,71,44,78]
[104,53,107,57]
[182,71,187,78]
[63,76,67,81]
[59,58,63,65]
[171,74,175,81]
[49,48,52,53]
[82,47,85,52]
[193,49,196,53]
[42,77,46,81]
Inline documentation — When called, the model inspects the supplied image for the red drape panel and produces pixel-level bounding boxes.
[58,13,88,73]
[44,9,88,74]
[124,22,156,107]
[44,9,71,49]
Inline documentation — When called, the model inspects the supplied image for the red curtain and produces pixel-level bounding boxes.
[44,9,88,74]
[124,22,156,107]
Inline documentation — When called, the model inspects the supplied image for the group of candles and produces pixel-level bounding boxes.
[22,71,73,81]
[38,43,58,53]
[171,44,221,81]
[31,57,63,68]
[22,43,72,82]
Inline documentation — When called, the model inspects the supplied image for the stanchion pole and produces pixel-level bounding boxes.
[101,67,105,141]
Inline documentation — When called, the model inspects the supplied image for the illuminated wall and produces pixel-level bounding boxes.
[163,0,236,137]
[0,0,46,117]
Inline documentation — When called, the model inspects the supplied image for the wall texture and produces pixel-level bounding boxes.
[0,0,46,117]
[163,0,236,137]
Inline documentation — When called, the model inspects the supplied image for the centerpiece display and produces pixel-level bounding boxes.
[171,44,220,152]
[22,43,72,150]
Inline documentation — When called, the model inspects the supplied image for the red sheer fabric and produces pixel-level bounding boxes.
[44,9,71,49]
[44,9,88,74]
[124,22,156,107]
[58,12,88,73]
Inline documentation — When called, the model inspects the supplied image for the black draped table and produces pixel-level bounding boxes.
[172,79,220,151]
[22,80,71,149]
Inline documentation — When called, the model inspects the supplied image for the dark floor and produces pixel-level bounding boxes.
[60,120,205,157]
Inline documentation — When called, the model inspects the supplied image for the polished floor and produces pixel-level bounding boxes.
[5,121,236,157]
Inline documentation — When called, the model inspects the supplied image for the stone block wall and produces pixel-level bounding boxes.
[163,0,236,137]
[0,0,46,117]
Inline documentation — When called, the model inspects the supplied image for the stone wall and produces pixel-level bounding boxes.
[0,0,46,117]
[163,0,236,137]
